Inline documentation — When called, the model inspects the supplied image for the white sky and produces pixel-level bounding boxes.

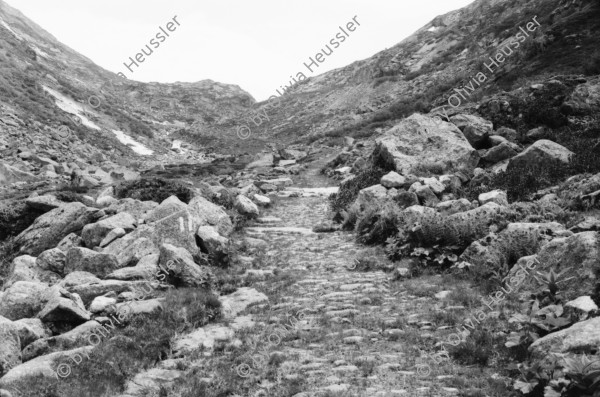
[7,0,474,101]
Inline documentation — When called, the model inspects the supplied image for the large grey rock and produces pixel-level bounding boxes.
[0,346,93,386]
[187,196,233,236]
[81,212,136,248]
[0,282,48,321]
[105,198,158,221]
[22,321,101,361]
[158,244,213,289]
[4,256,60,288]
[220,287,268,319]
[517,232,600,300]
[25,195,61,212]
[436,199,472,215]
[562,77,600,115]
[104,236,159,268]
[196,226,229,259]
[37,289,90,324]
[482,142,518,163]
[67,280,160,306]
[507,140,573,172]
[105,254,160,281]
[357,184,388,206]
[13,318,49,348]
[376,114,478,175]
[64,247,119,278]
[449,114,493,148]
[478,190,508,206]
[14,203,98,256]
[529,317,600,358]
[0,317,21,376]
[59,272,101,288]
[380,172,406,188]
[36,248,67,275]
[234,195,259,217]
[0,161,37,186]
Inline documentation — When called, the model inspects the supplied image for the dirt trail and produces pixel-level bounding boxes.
[227,162,465,397]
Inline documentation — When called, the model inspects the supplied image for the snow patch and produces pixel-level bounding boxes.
[112,130,154,155]
[0,18,22,40]
[42,86,101,130]
[427,26,439,32]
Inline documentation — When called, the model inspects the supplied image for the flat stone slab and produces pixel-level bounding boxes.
[245,227,315,236]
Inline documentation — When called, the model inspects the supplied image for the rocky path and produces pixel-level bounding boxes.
[226,169,467,396]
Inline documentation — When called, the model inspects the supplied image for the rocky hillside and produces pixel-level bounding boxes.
[226,0,600,145]
[0,0,256,200]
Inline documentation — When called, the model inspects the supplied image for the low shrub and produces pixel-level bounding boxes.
[115,178,194,204]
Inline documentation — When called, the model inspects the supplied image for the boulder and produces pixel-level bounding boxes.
[421,177,446,195]
[0,346,93,386]
[89,297,117,314]
[56,233,83,253]
[375,114,479,175]
[81,212,136,248]
[14,203,99,256]
[220,287,269,319]
[279,149,307,161]
[103,236,159,268]
[562,77,600,115]
[105,198,158,221]
[4,255,60,288]
[449,114,493,148]
[187,196,233,236]
[518,232,600,300]
[234,195,259,217]
[495,127,519,143]
[252,194,271,207]
[64,248,119,278]
[36,248,67,275]
[105,254,159,281]
[13,318,49,348]
[67,280,160,306]
[507,140,573,172]
[255,178,293,190]
[22,321,102,361]
[25,195,61,212]
[196,226,229,259]
[158,244,213,289]
[478,190,509,206]
[0,317,21,376]
[482,142,517,163]
[529,317,600,358]
[413,185,439,206]
[0,161,37,186]
[436,199,472,215]
[37,289,90,324]
[380,172,406,188]
[99,227,126,247]
[0,282,48,321]
[357,185,388,206]
[59,272,101,289]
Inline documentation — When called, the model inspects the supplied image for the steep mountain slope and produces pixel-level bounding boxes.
[221,0,599,145]
[0,0,255,174]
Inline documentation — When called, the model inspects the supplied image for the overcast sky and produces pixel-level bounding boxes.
[8,0,474,101]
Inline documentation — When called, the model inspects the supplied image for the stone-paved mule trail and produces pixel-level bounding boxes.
[227,163,467,397]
